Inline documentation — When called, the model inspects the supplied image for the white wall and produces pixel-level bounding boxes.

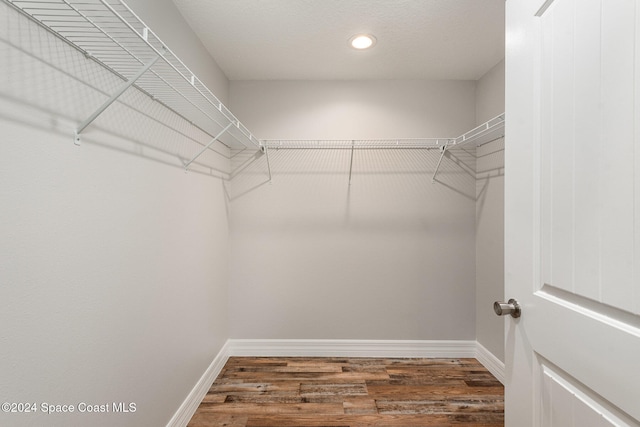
[476,59,506,125]
[230,80,476,139]
[228,80,478,340]
[474,59,505,361]
[0,2,230,426]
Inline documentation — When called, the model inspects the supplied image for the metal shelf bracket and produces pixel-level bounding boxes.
[262,144,273,182]
[74,53,161,145]
[348,141,355,185]
[184,122,234,170]
[431,140,451,184]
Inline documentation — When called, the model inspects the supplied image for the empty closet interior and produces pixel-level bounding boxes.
[0,0,505,426]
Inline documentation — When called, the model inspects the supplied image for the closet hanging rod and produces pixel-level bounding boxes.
[5,0,262,151]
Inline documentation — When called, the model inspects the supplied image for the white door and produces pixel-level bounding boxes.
[505,0,640,425]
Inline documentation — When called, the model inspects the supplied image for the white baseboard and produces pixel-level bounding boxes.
[169,339,504,426]
[166,340,231,427]
[227,339,477,358]
[475,342,505,384]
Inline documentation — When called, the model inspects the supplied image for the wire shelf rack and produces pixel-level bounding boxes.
[3,0,504,183]
[261,114,504,184]
[263,138,452,150]
[4,0,261,151]
[451,113,505,149]
[262,114,505,151]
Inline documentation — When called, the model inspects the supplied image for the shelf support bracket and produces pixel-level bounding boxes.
[348,140,355,185]
[184,122,234,170]
[263,144,273,182]
[74,54,161,145]
[431,140,451,184]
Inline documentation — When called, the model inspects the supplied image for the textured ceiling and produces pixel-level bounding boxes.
[171,0,505,81]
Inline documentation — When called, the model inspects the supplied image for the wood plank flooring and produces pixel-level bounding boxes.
[187,357,504,427]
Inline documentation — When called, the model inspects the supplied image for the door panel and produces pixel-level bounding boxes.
[530,290,640,423]
[505,0,640,424]
[541,360,633,427]
[599,0,636,312]
[540,0,637,312]
[637,0,640,319]
[572,0,601,301]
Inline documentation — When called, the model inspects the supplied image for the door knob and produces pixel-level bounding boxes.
[494,299,521,318]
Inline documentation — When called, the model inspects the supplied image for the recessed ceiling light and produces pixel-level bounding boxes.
[349,34,376,50]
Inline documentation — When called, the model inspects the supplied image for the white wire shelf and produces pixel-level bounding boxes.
[263,138,452,150]
[262,114,505,151]
[4,0,261,152]
[450,113,505,149]
[4,0,505,183]
[261,114,505,185]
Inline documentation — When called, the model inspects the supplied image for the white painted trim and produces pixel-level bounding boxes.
[166,340,231,427]
[475,342,505,384]
[227,339,477,358]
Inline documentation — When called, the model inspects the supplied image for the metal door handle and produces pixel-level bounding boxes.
[494,299,521,318]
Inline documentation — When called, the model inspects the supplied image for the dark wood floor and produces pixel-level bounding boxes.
[187,357,504,427]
